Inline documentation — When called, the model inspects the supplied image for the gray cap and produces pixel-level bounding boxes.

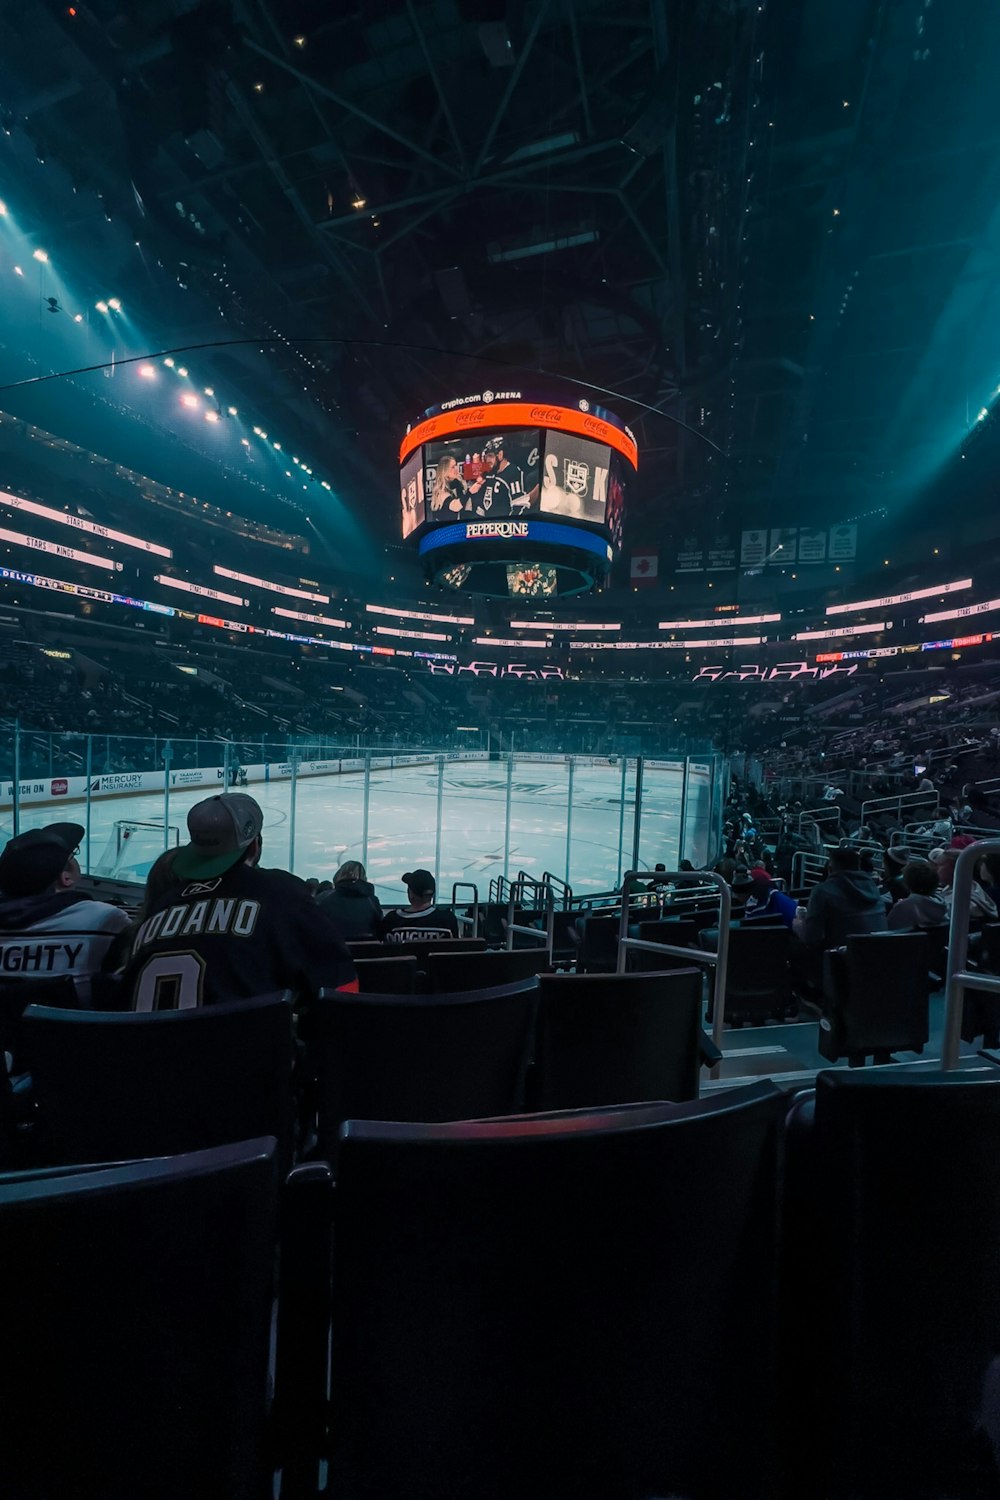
[172,794,263,880]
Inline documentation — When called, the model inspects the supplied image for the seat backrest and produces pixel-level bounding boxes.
[329,1082,785,1500]
[532,968,706,1110]
[350,937,486,964]
[629,919,699,973]
[355,956,419,994]
[840,932,930,1053]
[0,976,77,1074]
[578,914,621,971]
[0,1137,278,1500]
[309,979,538,1161]
[24,993,294,1166]
[725,925,792,990]
[428,947,551,993]
[788,1069,1000,1498]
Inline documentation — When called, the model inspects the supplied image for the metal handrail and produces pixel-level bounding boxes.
[615,870,732,1051]
[790,850,829,891]
[541,871,574,908]
[941,838,1000,1070]
[860,789,939,826]
[450,882,480,937]
[505,879,554,953]
[799,807,841,838]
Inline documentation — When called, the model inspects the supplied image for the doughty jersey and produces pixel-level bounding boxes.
[0,889,130,1002]
[381,905,460,944]
[121,862,357,1009]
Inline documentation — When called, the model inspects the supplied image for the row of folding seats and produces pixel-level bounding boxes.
[8,971,717,1169]
[6,1064,1000,1499]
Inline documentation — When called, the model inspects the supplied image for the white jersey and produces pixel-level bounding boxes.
[0,890,130,1001]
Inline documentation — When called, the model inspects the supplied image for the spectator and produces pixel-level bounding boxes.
[742,867,798,928]
[0,822,130,1002]
[794,846,888,951]
[887,860,949,931]
[883,847,910,904]
[381,870,459,944]
[932,844,998,924]
[319,860,383,940]
[120,793,357,1007]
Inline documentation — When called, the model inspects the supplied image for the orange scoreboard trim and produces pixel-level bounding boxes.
[399,401,638,470]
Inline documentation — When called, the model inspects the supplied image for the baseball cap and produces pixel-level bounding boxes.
[749,865,772,884]
[403,868,436,898]
[0,822,84,897]
[172,793,263,881]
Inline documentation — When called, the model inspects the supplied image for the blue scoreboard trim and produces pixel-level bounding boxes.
[418,519,613,565]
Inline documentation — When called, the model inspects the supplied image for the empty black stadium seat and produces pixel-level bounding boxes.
[575,912,621,972]
[428,946,551,992]
[24,993,294,1166]
[627,917,699,972]
[784,1068,1000,1499]
[0,976,78,1076]
[0,1137,278,1500]
[820,932,930,1064]
[711,924,793,1025]
[355,955,420,993]
[328,1081,785,1500]
[347,937,486,964]
[307,979,538,1162]
[530,968,718,1110]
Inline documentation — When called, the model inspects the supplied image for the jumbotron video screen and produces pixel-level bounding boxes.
[399,388,636,595]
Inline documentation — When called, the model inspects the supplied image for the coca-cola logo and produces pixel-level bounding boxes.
[529,406,565,423]
[454,411,487,426]
[582,416,606,437]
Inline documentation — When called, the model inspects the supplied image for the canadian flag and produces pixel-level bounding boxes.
[630,551,658,588]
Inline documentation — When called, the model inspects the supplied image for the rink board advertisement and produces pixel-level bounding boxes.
[0,752,490,810]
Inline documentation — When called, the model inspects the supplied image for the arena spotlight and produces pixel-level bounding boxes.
[204,386,214,396]
[180,393,199,409]
[73,313,82,322]
[13,265,23,276]
[0,200,7,214]
[177,366,188,376]
[107,297,121,310]
[163,357,175,367]
[138,364,156,379]
[95,300,108,312]
[32,248,49,262]
[204,409,220,423]
[227,405,238,416]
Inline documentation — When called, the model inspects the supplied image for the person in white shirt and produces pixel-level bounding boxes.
[0,822,130,1002]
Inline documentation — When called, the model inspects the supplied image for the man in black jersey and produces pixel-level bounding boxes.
[381,870,459,944]
[468,436,537,516]
[121,793,356,1009]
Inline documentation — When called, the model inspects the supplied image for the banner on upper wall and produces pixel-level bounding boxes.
[706,532,737,571]
[740,529,768,567]
[828,523,858,561]
[675,533,705,572]
[769,528,798,564]
[797,527,828,564]
[630,551,658,587]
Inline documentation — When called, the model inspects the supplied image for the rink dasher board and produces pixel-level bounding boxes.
[0,751,490,812]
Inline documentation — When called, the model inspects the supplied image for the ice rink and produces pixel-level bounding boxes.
[5,757,712,904]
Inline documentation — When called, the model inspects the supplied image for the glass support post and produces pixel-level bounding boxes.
[163,740,173,852]
[678,756,691,865]
[503,752,514,881]
[288,746,299,875]
[12,721,21,836]
[616,755,628,886]
[435,754,445,888]
[565,757,575,886]
[361,752,371,866]
[630,756,644,873]
[84,735,93,875]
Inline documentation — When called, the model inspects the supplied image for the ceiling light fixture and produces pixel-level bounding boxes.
[180,393,199,409]
[95,300,108,312]
[107,297,121,310]
[32,248,49,263]
[138,364,156,379]
[13,265,24,276]
[204,410,220,423]
[227,405,238,416]
[177,366,188,376]
[163,357,175,367]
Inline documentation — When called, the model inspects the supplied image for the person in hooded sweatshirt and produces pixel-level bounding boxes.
[0,822,130,1003]
[887,859,948,931]
[319,860,383,941]
[794,845,888,952]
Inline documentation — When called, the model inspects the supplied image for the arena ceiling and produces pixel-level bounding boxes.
[1,0,1000,565]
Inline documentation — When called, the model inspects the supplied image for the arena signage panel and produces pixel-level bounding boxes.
[400,400,638,470]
